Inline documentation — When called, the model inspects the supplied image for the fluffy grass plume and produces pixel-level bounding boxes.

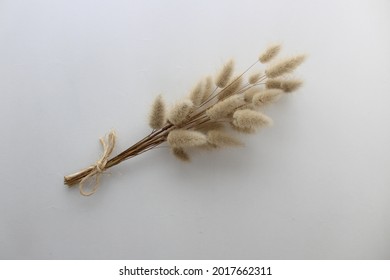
[189,80,204,106]
[259,43,281,63]
[215,59,234,88]
[243,87,263,102]
[248,71,263,84]
[252,89,282,106]
[65,43,306,195]
[266,78,303,92]
[148,94,166,129]
[265,55,306,78]
[218,76,243,100]
[167,99,193,125]
[233,109,273,129]
[201,76,213,103]
[206,95,245,120]
[167,129,207,148]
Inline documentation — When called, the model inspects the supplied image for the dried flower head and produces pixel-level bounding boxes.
[201,76,213,103]
[206,95,245,120]
[243,87,263,102]
[252,89,283,106]
[265,55,306,78]
[215,59,234,88]
[207,130,242,147]
[233,109,273,129]
[218,76,243,100]
[167,129,207,148]
[248,71,263,84]
[266,78,303,93]
[168,99,193,125]
[189,80,204,106]
[148,94,166,129]
[259,43,281,63]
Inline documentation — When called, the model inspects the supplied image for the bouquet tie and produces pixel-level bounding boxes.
[78,131,116,196]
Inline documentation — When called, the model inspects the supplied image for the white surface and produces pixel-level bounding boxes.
[0,0,389,259]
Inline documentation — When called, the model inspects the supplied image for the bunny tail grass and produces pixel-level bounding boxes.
[65,45,306,195]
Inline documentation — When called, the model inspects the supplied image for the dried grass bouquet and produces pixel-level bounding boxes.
[64,44,305,195]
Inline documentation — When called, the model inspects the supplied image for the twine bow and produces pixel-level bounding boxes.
[79,131,116,196]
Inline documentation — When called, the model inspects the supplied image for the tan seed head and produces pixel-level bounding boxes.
[201,76,214,103]
[215,59,234,88]
[248,71,263,84]
[167,129,207,148]
[259,43,282,63]
[206,95,245,120]
[233,109,273,129]
[189,80,204,106]
[167,99,193,125]
[265,55,306,78]
[148,94,166,129]
[252,89,283,106]
[243,87,262,102]
[281,79,303,92]
[265,78,282,89]
[218,76,243,100]
[266,78,303,93]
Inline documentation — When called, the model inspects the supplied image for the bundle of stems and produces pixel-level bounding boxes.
[64,44,305,195]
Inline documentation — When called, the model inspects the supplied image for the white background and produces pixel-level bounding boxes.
[0,0,389,259]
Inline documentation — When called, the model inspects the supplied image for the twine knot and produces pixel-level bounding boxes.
[79,131,116,196]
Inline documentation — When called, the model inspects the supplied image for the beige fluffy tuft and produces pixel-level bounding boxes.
[148,94,166,129]
[215,59,234,88]
[189,80,204,106]
[252,89,283,106]
[248,71,263,84]
[266,78,303,92]
[265,55,306,78]
[172,147,190,162]
[259,44,282,63]
[206,95,245,120]
[167,99,193,125]
[167,129,207,148]
[201,76,213,102]
[207,130,242,147]
[218,76,243,100]
[233,109,273,129]
[243,87,262,102]
[265,78,282,90]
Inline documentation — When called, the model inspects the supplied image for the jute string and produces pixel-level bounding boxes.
[79,131,116,196]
